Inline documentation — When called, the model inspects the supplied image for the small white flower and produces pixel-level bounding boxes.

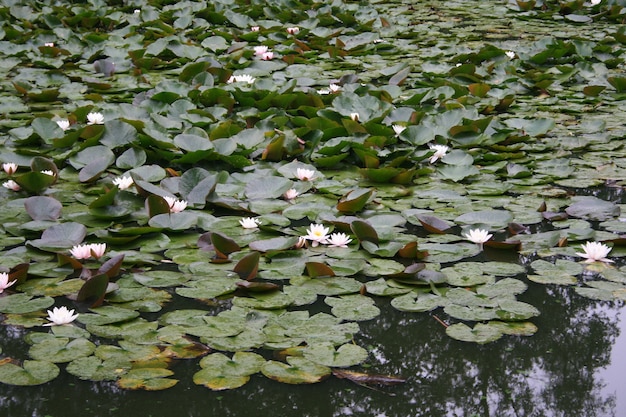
[463,228,493,247]
[428,144,449,163]
[296,167,315,181]
[227,74,256,84]
[239,217,261,229]
[251,26,260,32]
[0,272,17,293]
[283,188,299,200]
[254,46,269,56]
[576,241,613,263]
[590,0,601,5]
[295,236,307,249]
[164,196,188,213]
[88,243,107,259]
[350,112,360,122]
[2,180,20,191]
[286,27,300,35]
[56,119,70,131]
[112,176,134,190]
[373,39,384,44]
[43,306,79,326]
[304,224,330,247]
[70,243,105,259]
[2,162,17,175]
[134,9,141,14]
[392,125,406,135]
[329,83,341,93]
[44,42,55,47]
[326,232,352,248]
[40,170,54,176]
[505,50,515,59]
[87,112,104,125]
[261,51,274,60]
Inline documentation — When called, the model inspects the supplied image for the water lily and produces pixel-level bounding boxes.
[54,119,70,131]
[3,162,17,175]
[261,51,274,60]
[0,272,17,294]
[304,224,330,247]
[254,45,269,56]
[251,26,260,32]
[2,180,20,191]
[87,112,104,125]
[463,228,493,249]
[112,176,134,190]
[296,167,315,181]
[40,170,54,176]
[286,27,299,35]
[576,241,613,263]
[70,243,106,259]
[295,236,307,249]
[392,125,406,135]
[428,144,449,163]
[240,217,261,229]
[43,306,79,326]
[350,112,360,122]
[44,42,54,47]
[327,233,352,248]
[505,50,515,59]
[590,0,601,5]
[164,196,188,213]
[283,188,299,200]
[227,74,255,84]
[318,83,341,95]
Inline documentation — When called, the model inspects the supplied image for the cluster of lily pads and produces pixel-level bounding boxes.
[0,0,625,391]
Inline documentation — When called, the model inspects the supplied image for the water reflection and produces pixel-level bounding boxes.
[1,281,622,417]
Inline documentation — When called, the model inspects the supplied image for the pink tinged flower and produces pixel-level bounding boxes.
[254,46,269,56]
[261,51,274,60]
[350,112,360,122]
[326,232,352,248]
[3,162,17,175]
[112,176,134,190]
[0,272,17,293]
[164,196,188,213]
[283,188,299,200]
[70,244,92,259]
[296,168,315,181]
[304,224,330,247]
[251,26,260,32]
[392,125,406,135]
[463,229,493,250]
[240,217,261,229]
[89,243,106,259]
[43,306,79,326]
[87,112,104,125]
[576,241,613,263]
[428,144,449,163]
[2,180,20,191]
[44,42,54,47]
[286,27,299,35]
[56,119,70,131]
[295,236,307,249]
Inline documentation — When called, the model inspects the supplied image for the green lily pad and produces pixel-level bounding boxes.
[324,294,380,321]
[0,293,54,314]
[303,342,368,368]
[66,356,131,381]
[117,367,178,391]
[445,322,503,344]
[29,337,96,363]
[261,356,331,384]
[0,360,60,386]
[194,352,265,390]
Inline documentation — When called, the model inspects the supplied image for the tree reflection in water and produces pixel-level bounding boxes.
[0,280,622,417]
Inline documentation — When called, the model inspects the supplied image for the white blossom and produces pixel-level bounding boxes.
[227,74,256,84]
[43,306,79,326]
[56,119,70,131]
[2,180,20,191]
[239,217,261,229]
[112,176,134,190]
[296,167,315,181]
[283,189,299,200]
[303,224,330,247]
[576,241,613,263]
[0,272,17,293]
[2,163,17,175]
[429,144,449,163]
[326,232,352,248]
[87,112,104,125]
[164,196,188,213]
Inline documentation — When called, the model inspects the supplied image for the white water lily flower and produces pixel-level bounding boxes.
[43,306,79,326]
[590,0,601,5]
[261,51,274,60]
[44,42,55,47]
[576,241,613,263]
[505,50,515,59]
[286,27,299,35]
[56,119,70,131]
[227,74,256,84]
[112,176,134,190]
[70,243,106,259]
[350,112,360,122]
[2,180,20,191]
[428,144,449,163]
[40,170,54,176]
[3,162,17,175]
[392,125,406,135]
[0,272,17,294]
[463,228,493,246]
[329,83,341,93]
[89,243,107,259]
[295,236,307,249]
[240,217,261,229]
[304,224,330,247]
[327,232,352,248]
[296,167,315,181]
[87,112,104,125]
[251,26,260,32]
[164,196,188,213]
[283,188,299,200]
[254,45,268,56]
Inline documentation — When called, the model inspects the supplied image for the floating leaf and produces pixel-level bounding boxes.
[0,360,60,386]
[261,357,331,384]
[445,322,503,344]
[303,342,368,367]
